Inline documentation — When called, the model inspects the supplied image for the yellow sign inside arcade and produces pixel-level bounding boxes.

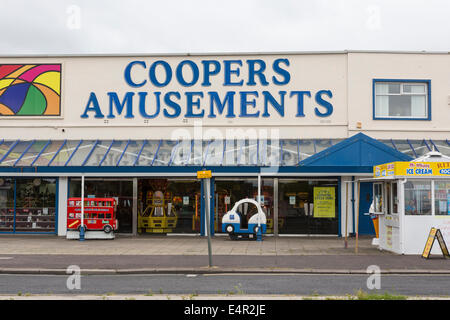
[374,161,450,178]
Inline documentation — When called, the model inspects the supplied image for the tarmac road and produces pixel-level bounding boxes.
[1,273,450,297]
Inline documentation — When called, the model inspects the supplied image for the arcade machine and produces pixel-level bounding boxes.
[138,189,178,234]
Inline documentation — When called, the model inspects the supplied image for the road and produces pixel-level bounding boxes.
[0,274,450,297]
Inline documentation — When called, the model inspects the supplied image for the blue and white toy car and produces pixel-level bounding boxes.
[221,198,267,240]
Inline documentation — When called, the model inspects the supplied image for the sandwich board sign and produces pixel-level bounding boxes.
[422,228,450,259]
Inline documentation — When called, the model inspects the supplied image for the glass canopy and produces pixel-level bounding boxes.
[0,139,448,167]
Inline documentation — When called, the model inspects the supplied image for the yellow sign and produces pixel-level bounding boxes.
[422,228,450,259]
[197,170,212,179]
[313,187,335,218]
[374,161,450,178]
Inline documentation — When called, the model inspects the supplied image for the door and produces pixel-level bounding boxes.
[358,182,375,235]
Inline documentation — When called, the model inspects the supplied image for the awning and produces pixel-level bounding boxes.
[0,136,447,170]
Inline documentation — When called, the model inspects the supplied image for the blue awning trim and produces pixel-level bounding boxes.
[82,140,99,166]
[48,140,67,166]
[116,140,130,166]
[99,140,115,167]
[14,140,35,166]
[63,140,81,167]
[151,139,162,166]
[31,140,51,166]
[0,140,20,165]
[0,135,449,173]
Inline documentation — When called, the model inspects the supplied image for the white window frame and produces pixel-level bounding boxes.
[373,79,431,120]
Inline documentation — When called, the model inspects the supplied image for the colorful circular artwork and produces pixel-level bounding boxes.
[0,64,61,116]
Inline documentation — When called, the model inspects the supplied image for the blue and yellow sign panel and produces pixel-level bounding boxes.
[374,161,450,178]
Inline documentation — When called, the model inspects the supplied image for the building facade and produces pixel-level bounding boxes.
[0,51,448,237]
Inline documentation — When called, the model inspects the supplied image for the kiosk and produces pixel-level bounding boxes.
[372,158,450,254]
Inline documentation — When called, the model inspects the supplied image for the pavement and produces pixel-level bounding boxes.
[0,234,449,275]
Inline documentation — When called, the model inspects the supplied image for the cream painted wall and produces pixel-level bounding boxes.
[347,52,450,140]
[0,52,449,141]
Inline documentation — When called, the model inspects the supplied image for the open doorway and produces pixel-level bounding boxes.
[137,178,201,234]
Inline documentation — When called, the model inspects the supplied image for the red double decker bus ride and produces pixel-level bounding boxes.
[67,198,118,233]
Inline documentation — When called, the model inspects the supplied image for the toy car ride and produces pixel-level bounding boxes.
[221,198,267,240]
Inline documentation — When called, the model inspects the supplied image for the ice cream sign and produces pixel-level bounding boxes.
[374,161,450,178]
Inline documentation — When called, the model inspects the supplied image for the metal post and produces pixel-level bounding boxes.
[204,178,213,267]
[345,182,349,249]
[274,178,279,237]
[355,180,360,254]
[132,178,138,236]
[80,175,85,241]
[256,174,262,241]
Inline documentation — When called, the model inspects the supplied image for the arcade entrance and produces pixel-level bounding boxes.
[137,178,201,234]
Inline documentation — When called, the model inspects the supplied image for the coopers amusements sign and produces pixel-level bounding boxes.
[80,58,334,120]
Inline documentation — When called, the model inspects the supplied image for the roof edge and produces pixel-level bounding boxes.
[0,50,449,59]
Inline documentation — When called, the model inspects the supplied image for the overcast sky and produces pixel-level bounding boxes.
[1,0,449,55]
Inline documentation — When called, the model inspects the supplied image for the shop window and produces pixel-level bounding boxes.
[404,180,431,215]
[138,179,201,234]
[373,80,430,120]
[434,181,450,216]
[215,179,274,234]
[15,178,57,232]
[278,179,338,235]
[70,179,133,233]
[0,178,14,232]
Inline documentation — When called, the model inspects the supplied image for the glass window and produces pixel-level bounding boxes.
[70,178,133,233]
[215,178,274,234]
[278,179,338,235]
[404,180,431,215]
[15,178,56,232]
[281,140,298,166]
[0,178,14,232]
[392,183,398,213]
[117,141,144,166]
[374,81,429,120]
[434,181,450,216]
[373,183,383,213]
[138,178,201,234]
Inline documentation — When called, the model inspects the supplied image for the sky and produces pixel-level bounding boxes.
[0,0,449,55]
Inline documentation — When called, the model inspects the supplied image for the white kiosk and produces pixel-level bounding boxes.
[372,153,450,255]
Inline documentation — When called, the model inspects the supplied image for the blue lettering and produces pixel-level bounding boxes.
[163,92,181,118]
[208,91,236,118]
[81,92,104,118]
[176,60,199,87]
[149,61,172,87]
[124,61,147,88]
[314,90,333,117]
[185,92,204,117]
[107,92,135,119]
[224,60,243,86]
[201,60,221,86]
[415,168,432,174]
[272,59,290,85]
[247,59,269,86]
[262,91,286,117]
[138,92,161,119]
[240,91,259,117]
[290,91,311,117]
